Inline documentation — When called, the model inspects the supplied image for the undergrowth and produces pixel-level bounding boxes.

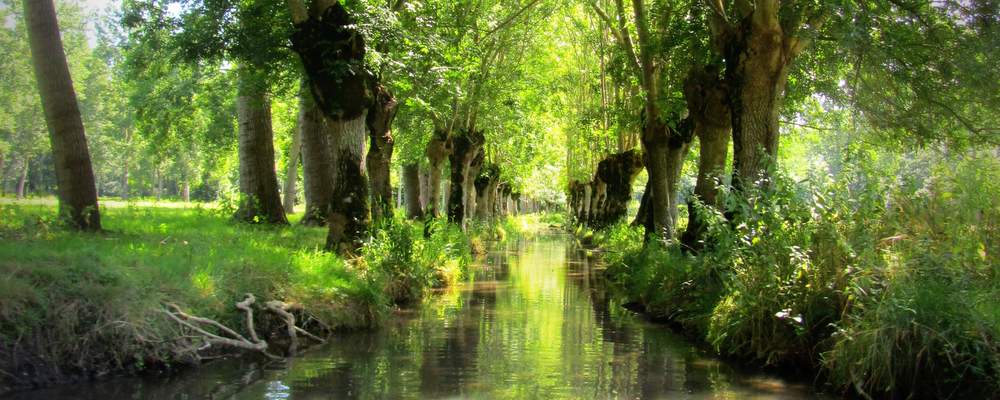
[0,204,472,392]
[600,154,999,399]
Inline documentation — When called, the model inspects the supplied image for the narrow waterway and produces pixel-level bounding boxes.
[14,234,828,399]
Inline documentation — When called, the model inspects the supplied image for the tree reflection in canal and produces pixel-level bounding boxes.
[234,235,827,399]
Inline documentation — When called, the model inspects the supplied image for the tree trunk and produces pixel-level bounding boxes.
[721,8,802,190]
[641,118,694,241]
[122,128,131,200]
[446,130,484,225]
[16,158,29,199]
[591,149,644,228]
[23,0,100,230]
[403,163,423,219]
[298,86,334,226]
[464,149,485,221]
[473,165,499,220]
[366,84,398,223]
[182,179,190,203]
[288,0,372,251]
[425,129,451,217]
[418,166,430,211]
[325,112,370,253]
[154,167,161,200]
[283,112,302,213]
[632,180,650,228]
[234,69,287,224]
[682,66,732,250]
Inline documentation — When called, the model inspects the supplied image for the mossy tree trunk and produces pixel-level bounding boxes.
[425,129,451,218]
[474,164,500,220]
[590,149,644,229]
[705,0,816,190]
[289,0,373,252]
[366,83,398,223]
[298,85,334,226]
[326,113,370,253]
[681,66,732,250]
[283,110,303,213]
[234,68,287,225]
[446,130,484,225]
[23,0,101,231]
[403,163,423,219]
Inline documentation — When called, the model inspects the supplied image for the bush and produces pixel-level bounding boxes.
[601,154,999,397]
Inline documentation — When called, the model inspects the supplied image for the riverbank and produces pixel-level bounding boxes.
[587,160,999,399]
[0,200,477,394]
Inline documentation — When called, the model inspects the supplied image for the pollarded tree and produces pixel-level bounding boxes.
[22,0,101,230]
[287,0,374,252]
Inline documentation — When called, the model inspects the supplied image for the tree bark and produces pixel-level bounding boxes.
[641,118,694,241]
[418,166,430,211]
[16,158,29,199]
[289,0,373,251]
[325,113,370,253]
[23,0,100,230]
[590,149,644,228]
[298,86,334,226]
[682,66,732,250]
[366,84,398,223]
[182,180,191,203]
[425,129,451,217]
[708,1,814,189]
[474,164,500,220]
[121,128,131,200]
[447,130,484,225]
[464,148,485,220]
[403,163,423,219]
[283,113,302,213]
[234,68,287,224]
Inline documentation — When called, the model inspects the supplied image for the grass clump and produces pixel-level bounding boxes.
[599,154,999,398]
[0,203,470,392]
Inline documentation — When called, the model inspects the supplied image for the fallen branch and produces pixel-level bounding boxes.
[264,300,326,356]
[161,295,278,360]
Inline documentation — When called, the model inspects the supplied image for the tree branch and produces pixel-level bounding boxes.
[482,0,544,40]
[588,1,642,77]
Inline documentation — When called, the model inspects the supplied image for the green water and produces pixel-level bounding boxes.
[12,234,828,399]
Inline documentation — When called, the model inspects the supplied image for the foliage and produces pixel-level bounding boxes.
[601,153,1000,397]
[0,201,471,389]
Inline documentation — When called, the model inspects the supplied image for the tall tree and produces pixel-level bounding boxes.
[22,0,101,230]
[297,85,335,226]
[235,67,288,224]
[288,0,374,252]
[702,0,824,188]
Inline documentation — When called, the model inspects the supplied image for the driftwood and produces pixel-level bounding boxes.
[264,300,326,356]
[163,294,326,360]
[161,294,277,360]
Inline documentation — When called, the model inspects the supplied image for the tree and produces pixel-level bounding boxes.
[234,66,288,224]
[288,0,374,252]
[22,0,101,230]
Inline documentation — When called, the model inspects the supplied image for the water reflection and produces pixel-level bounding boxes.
[10,235,827,399]
[236,235,826,399]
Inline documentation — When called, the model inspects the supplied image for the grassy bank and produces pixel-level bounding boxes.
[596,156,999,399]
[0,201,471,392]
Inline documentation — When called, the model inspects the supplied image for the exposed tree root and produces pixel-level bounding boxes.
[162,294,327,362]
[161,294,277,360]
[264,301,326,356]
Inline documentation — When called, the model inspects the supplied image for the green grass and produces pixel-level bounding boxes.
[598,156,1000,398]
[0,200,472,391]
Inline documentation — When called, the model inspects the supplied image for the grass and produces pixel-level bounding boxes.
[598,155,1000,398]
[0,200,472,392]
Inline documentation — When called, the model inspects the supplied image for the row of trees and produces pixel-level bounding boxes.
[7,0,567,253]
[566,0,998,249]
[8,0,997,252]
